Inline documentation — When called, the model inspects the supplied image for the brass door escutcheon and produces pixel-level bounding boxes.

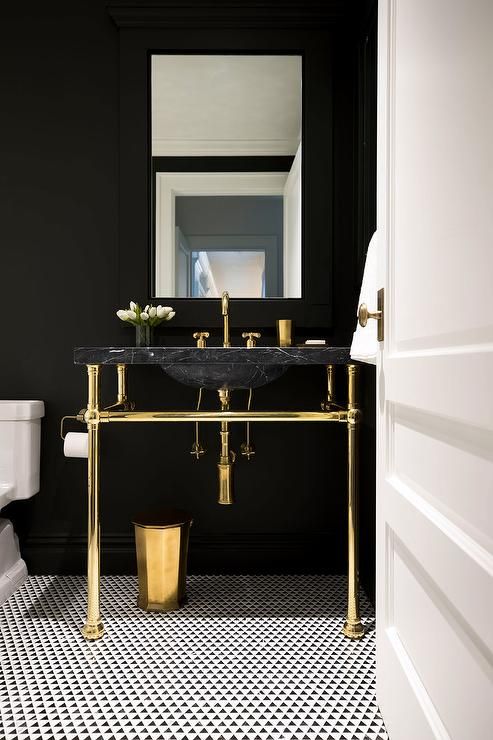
[358,287,384,341]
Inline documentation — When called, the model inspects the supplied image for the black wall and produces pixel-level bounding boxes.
[1,1,376,597]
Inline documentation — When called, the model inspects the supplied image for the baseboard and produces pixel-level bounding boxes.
[22,532,345,575]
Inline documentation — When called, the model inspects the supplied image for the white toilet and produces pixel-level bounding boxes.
[0,400,44,604]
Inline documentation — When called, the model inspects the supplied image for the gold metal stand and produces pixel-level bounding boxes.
[78,361,363,640]
[343,364,364,639]
[82,364,104,640]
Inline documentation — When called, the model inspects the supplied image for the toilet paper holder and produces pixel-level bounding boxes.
[60,414,85,440]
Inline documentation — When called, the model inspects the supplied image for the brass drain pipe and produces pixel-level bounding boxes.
[217,389,235,504]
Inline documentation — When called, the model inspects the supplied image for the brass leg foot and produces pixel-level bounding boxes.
[81,621,105,641]
[343,619,365,640]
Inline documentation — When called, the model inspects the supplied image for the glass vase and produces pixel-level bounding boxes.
[135,324,154,347]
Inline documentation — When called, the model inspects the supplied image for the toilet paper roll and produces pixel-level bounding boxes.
[64,432,88,458]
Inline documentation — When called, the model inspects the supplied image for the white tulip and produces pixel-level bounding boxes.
[163,306,173,313]
[166,311,176,320]
[116,310,129,321]
[129,301,137,311]
[127,310,137,321]
[156,306,167,318]
[144,305,150,313]
[149,306,157,318]
[140,312,149,320]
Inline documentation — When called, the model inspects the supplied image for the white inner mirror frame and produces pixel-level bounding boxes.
[151,54,302,299]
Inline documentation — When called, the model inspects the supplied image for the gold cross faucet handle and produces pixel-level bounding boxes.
[193,332,210,348]
[241,332,261,348]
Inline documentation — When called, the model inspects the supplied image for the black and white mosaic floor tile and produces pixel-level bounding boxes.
[1,575,387,740]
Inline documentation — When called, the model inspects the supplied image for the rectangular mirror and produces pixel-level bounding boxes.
[151,54,302,299]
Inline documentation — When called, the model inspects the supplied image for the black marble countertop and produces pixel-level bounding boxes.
[74,346,352,366]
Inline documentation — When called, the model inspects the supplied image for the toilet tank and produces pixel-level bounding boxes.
[0,400,45,509]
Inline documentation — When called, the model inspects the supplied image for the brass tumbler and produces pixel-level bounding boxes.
[132,509,193,611]
[276,319,294,347]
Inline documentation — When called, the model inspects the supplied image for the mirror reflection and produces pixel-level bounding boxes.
[151,54,302,298]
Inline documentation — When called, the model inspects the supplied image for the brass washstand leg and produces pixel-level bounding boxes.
[82,364,104,640]
[343,364,365,639]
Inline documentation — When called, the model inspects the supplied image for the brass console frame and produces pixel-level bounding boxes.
[79,362,363,641]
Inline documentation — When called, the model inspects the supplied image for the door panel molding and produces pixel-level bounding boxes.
[385,473,493,640]
[391,406,493,551]
[385,625,451,740]
[385,352,493,430]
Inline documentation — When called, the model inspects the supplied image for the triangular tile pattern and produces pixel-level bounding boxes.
[0,575,387,740]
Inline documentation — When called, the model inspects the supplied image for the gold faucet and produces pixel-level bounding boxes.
[221,291,230,347]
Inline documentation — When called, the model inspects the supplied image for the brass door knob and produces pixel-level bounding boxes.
[357,304,381,327]
[357,288,384,341]
[193,332,210,348]
[241,332,261,348]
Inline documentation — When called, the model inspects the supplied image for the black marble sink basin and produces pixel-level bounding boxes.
[74,346,351,391]
[162,360,287,390]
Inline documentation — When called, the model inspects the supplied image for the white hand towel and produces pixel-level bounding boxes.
[350,231,378,365]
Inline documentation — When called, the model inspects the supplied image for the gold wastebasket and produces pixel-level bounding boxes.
[132,509,193,612]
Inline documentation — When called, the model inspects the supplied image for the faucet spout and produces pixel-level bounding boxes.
[221,291,230,347]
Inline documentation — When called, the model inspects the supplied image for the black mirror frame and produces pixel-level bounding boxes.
[109,3,354,332]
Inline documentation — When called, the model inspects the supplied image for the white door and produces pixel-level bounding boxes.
[376,1,493,738]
